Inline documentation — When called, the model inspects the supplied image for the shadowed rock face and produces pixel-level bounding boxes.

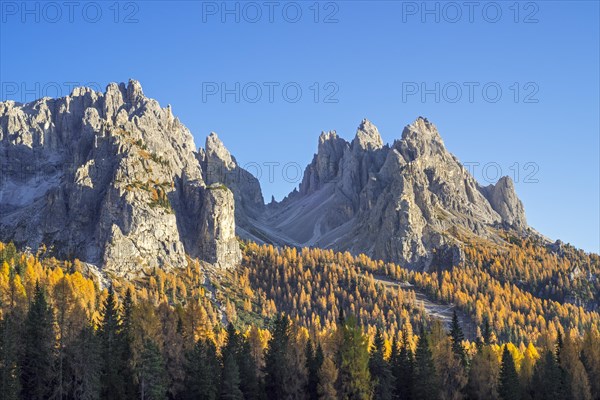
[0,80,240,276]
[225,117,529,270]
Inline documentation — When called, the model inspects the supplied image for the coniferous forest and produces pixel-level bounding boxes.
[0,240,599,400]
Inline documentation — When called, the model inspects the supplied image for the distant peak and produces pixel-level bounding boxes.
[353,118,383,151]
[319,130,339,143]
[126,79,144,103]
[205,132,235,166]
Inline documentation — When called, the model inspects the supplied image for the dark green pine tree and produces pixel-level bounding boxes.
[413,329,439,400]
[120,288,137,399]
[138,340,168,400]
[236,333,260,399]
[64,322,102,400]
[531,350,569,400]
[396,331,415,400]
[369,328,394,400]
[20,282,55,400]
[220,323,259,399]
[338,315,372,400]
[182,338,220,400]
[0,312,21,400]
[449,310,467,367]
[499,346,521,400]
[482,318,492,345]
[264,314,292,400]
[221,352,243,400]
[98,287,126,400]
[306,339,324,400]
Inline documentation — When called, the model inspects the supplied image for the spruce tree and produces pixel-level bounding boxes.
[449,310,467,367]
[369,328,394,400]
[138,340,167,400]
[64,322,101,400]
[183,338,220,400]
[397,332,415,400]
[0,312,21,400]
[221,352,243,400]
[264,314,292,400]
[306,338,322,400]
[531,350,569,400]
[20,282,55,400]
[413,330,439,400]
[98,287,126,400]
[499,346,521,400]
[121,288,136,399]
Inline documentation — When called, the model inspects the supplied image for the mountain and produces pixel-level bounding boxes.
[0,80,533,274]
[225,118,530,270]
[0,80,240,277]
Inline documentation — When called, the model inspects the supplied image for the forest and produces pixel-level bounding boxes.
[0,239,599,400]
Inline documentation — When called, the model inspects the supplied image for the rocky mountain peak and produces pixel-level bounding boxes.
[481,176,527,229]
[205,132,235,169]
[352,118,383,151]
[126,79,145,103]
[397,116,446,162]
[0,81,241,276]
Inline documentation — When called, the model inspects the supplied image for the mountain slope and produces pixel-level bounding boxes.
[0,80,240,276]
[223,117,530,270]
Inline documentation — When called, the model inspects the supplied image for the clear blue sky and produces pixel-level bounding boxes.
[1,1,598,253]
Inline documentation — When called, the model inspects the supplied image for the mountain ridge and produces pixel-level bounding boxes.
[0,80,550,275]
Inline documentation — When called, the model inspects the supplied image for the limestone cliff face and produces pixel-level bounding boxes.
[247,117,529,270]
[0,80,240,276]
[0,79,531,274]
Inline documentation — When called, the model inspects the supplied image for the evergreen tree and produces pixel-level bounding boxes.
[449,310,467,367]
[138,340,168,400]
[0,312,21,400]
[306,339,324,400]
[239,340,260,399]
[394,331,414,400]
[182,338,220,400]
[121,288,137,399]
[221,352,243,400]
[264,314,293,400]
[98,287,126,400]
[531,350,569,400]
[413,330,438,400]
[20,282,55,400]
[369,328,394,400]
[219,323,259,399]
[64,322,102,400]
[338,315,372,400]
[499,346,521,400]
[482,317,492,345]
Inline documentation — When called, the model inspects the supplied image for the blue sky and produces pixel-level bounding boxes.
[1,1,598,253]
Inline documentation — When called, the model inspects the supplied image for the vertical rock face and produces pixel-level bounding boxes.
[197,186,241,268]
[199,132,265,240]
[0,80,240,276]
[253,117,530,270]
[480,176,527,229]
